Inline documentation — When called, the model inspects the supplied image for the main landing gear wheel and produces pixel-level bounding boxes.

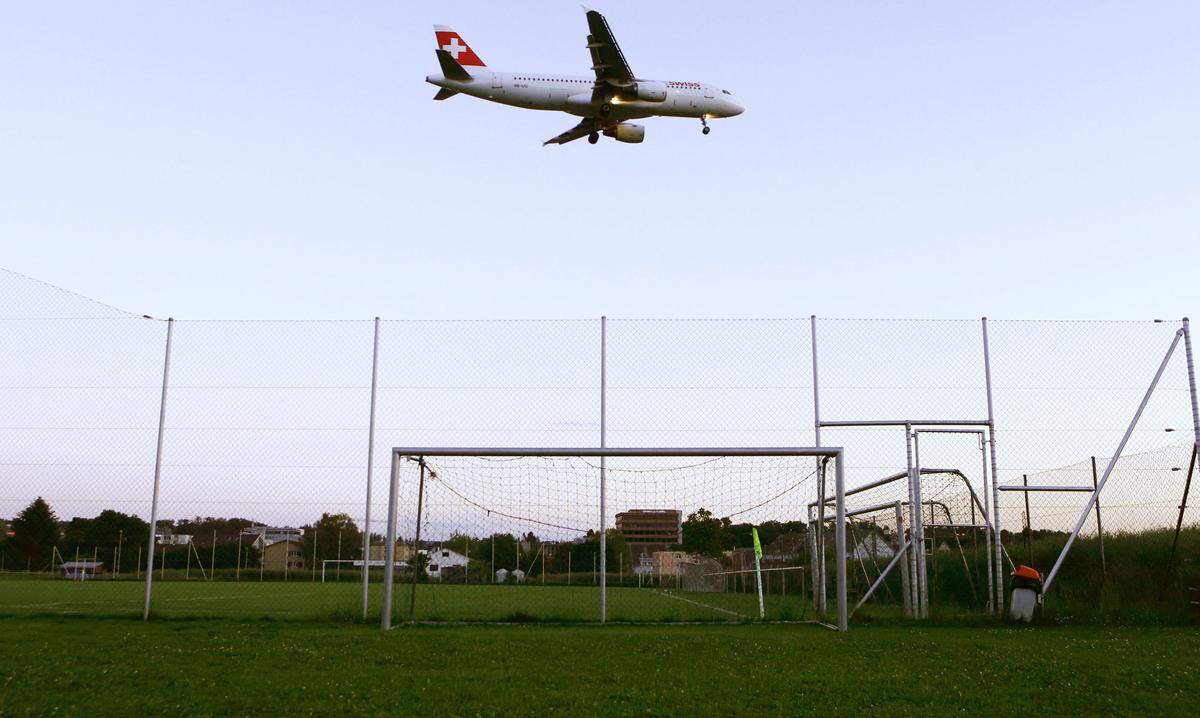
[701,117,710,135]
[588,132,599,144]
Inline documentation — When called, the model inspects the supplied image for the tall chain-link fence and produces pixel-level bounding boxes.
[1,270,1196,623]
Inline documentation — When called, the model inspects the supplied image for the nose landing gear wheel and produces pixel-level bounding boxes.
[701,117,710,135]
[588,132,599,144]
[702,126,711,135]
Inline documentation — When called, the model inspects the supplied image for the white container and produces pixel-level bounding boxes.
[1010,587,1038,622]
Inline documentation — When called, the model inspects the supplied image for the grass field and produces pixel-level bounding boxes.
[0,575,815,623]
[0,616,1195,716]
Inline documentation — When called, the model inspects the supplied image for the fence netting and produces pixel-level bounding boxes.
[1,270,1196,623]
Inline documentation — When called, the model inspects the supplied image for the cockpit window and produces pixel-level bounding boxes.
[722,89,732,95]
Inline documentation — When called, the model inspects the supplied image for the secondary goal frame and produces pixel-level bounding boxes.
[381,446,849,631]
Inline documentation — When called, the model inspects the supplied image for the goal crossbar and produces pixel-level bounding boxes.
[380,446,848,631]
[392,447,843,457]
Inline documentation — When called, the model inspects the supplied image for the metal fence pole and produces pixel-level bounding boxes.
[361,317,381,620]
[982,317,1005,614]
[1183,317,1200,491]
[1042,328,1183,594]
[380,451,400,630]
[903,423,920,615]
[834,450,848,631]
[895,501,913,618]
[807,507,819,611]
[980,435,995,615]
[1169,318,1200,584]
[142,317,173,621]
[810,315,827,615]
[912,429,928,618]
[599,315,607,623]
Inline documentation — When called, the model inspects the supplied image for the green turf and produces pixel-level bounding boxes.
[0,576,813,623]
[0,616,1194,716]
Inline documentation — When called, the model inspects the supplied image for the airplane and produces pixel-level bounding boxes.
[424,8,744,146]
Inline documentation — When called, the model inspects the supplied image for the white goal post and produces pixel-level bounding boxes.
[380,446,848,631]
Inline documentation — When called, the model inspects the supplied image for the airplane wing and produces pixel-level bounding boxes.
[543,118,600,146]
[585,8,634,85]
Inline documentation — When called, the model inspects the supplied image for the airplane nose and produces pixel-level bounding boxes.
[727,101,744,117]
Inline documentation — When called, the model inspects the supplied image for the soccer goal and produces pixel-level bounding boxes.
[379,447,848,630]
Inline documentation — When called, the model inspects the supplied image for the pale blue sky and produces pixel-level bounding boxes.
[2,1,1197,319]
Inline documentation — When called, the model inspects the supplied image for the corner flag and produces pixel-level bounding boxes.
[751,526,765,619]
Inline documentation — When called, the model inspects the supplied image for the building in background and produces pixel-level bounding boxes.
[616,509,682,546]
[618,509,684,575]
[245,525,302,550]
[262,538,304,572]
[423,547,469,580]
[368,542,413,563]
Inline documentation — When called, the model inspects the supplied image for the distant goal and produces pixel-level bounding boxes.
[380,447,848,630]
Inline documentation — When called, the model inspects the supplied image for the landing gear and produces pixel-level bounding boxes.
[588,132,599,145]
[701,116,710,135]
[600,103,612,116]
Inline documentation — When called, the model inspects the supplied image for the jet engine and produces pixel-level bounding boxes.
[622,81,667,102]
[603,122,645,143]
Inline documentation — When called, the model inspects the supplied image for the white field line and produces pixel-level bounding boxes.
[160,592,317,603]
[4,591,318,611]
[654,589,746,619]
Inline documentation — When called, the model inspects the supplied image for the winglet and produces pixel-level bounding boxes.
[435,49,473,82]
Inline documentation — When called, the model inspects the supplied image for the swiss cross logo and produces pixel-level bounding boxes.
[442,37,467,59]
[434,30,486,67]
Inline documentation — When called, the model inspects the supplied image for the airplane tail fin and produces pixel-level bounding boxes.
[433,88,459,101]
[434,26,486,67]
[435,50,472,82]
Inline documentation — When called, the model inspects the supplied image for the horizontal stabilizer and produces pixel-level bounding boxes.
[433,88,458,101]
[436,49,472,82]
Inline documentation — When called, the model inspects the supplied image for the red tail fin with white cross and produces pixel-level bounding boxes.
[434,26,486,67]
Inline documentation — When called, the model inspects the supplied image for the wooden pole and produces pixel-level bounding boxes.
[1022,474,1032,564]
[1090,456,1107,580]
[1166,444,1197,584]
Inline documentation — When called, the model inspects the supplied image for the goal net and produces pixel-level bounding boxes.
[810,468,1001,619]
[379,448,847,628]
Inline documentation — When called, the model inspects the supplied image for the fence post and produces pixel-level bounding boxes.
[810,315,827,615]
[380,451,400,630]
[834,450,847,631]
[361,317,381,620]
[599,316,607,623]
[1022,474,1032,564]
[980,435,995,615]
[1186,318,1200,468]
[1090,456,1106,580]
[982,317,1005,615]
[142,317,173,621]
[903,423,920,615]
[1166,445,1196,583]
[895,501,912,618]
[912,429,928,618]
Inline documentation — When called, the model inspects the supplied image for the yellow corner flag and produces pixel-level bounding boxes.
[752,527,763,559]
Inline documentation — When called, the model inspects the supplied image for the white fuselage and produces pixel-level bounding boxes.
[426,70,744,122]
